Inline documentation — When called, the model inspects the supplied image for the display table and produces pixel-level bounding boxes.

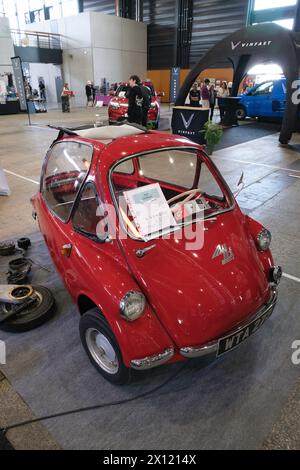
[96,95,111,106]
[0,100,20,115]
[218,97,241,126]
[171,106,210,144]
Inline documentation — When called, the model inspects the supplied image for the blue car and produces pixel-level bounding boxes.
[236,78,299,120]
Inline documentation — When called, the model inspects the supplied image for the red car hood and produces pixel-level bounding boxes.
[120,210,270,348]
[110,96,128,105]
[110,96,157,106]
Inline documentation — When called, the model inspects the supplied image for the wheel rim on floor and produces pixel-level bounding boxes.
[85,328,119,374]
[1,290,43,320]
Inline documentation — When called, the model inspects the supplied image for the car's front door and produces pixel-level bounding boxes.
[36,139,94,291]
[249,81,274,117]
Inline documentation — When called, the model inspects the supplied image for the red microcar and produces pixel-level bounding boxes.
[108,81,161,128]
[32,124,281,384]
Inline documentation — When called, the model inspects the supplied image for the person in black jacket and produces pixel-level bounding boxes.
[39,80,46,101]
[140,83,151,127]
[85,81,93,106]
[126,75,143,125]
[189,82,201,107]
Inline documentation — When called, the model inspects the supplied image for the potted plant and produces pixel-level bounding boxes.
[201,120,223,155]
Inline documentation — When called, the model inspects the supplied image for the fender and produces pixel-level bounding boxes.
[245,215,274,276]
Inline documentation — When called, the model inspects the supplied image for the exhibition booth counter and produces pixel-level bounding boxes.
[0,100,20,115]
[171,106,210,144]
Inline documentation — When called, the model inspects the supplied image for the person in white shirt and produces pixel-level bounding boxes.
[217,81,229,122]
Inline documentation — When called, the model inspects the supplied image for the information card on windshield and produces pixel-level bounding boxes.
[123,183,178,240]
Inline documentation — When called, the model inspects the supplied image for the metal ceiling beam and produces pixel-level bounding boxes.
[295,0,300,31]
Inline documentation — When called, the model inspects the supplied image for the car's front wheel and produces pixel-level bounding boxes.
[79,308,131,384]
[236,106,246,120]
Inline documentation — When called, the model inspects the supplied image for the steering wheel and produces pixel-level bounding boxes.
[167,189,202,209]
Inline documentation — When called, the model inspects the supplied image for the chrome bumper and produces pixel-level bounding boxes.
[131,348,174,370]
[180,287,278,359]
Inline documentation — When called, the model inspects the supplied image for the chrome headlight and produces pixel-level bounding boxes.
[120,291,146,321]
[256,228,271,251]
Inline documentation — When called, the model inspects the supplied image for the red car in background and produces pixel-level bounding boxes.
[108,81,161,128]
[32,124,281,385]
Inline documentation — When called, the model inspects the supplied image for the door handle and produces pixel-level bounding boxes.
[61,243,72,257]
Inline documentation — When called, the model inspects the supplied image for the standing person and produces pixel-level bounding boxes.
[217,81,229,122]
[91,82,96,106]
[126,75,143,125]
[140,82,151,127]
[85,81,92,106]
[189,82,201,107]
[201,79,210,108]
[209,84,217,120]
[24,79,32,99]
[61,83,70,113]
[39,80,46,101]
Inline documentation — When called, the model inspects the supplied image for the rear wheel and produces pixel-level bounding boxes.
[236,106,246,120]
[79,308,131,385]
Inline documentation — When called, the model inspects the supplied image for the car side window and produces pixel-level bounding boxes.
[253,82,274,96]
[41,141,93,222]
[114,158,134,174]
[72,183,107,240]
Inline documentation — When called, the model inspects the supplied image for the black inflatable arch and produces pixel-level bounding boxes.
[175,23,300,144]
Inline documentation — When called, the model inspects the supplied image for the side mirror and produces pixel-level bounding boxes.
[233,172,245,197]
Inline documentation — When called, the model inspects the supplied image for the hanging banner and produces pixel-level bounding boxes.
[170,67,180,103]
[11,56,27,111]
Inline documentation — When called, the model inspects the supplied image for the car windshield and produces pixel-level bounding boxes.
[110,149,233,241]
[116,85,130,97]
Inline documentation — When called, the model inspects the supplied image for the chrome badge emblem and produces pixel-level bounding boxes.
[180,112,194,129]
[212,244,234,265]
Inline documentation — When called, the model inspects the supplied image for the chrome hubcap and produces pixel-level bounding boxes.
[86,328,119,374]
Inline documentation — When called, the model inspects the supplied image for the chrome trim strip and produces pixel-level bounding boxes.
[131,347,174,370]
[180,287,278,359]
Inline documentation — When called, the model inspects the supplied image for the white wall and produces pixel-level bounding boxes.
[28,63,62,107]
[0,17,15,77]
[62,47,94,106]
[25,12,147,107]
[91,14,147,85]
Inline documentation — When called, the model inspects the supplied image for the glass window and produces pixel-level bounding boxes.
[114,158,134,174]
[273,18,294,29]
[138,150,198,189]
[254,0,296,10]
[116,85,130,97]
[42,141,93,222]
[111,150,231,240]
[253,81,274,95]
[73,183,106,239]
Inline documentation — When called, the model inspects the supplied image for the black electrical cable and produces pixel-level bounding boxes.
[0,362,188,437]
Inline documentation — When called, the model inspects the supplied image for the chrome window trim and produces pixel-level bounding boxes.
[108,146,236,242]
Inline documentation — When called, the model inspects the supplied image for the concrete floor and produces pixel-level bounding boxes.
[0,106,300,449]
